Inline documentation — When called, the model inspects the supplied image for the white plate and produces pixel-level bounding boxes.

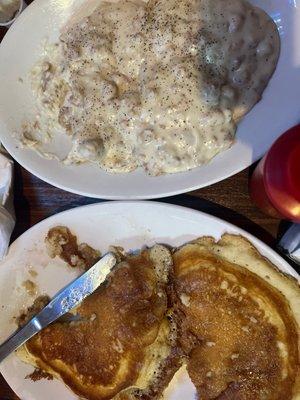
[0,0,299,199]
[0,201,299,400]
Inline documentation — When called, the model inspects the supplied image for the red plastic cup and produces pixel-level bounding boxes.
[249,125,300,222]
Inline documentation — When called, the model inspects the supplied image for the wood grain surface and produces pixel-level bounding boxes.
[0,3,298,399]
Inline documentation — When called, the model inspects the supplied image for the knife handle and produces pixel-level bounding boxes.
[0,317,41,363]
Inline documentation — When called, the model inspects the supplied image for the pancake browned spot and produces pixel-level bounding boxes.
[19,244,177,400]
[172,234,300,400]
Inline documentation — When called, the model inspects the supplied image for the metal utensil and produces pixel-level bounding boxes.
[0,252,117,363]
[278,223,300,266]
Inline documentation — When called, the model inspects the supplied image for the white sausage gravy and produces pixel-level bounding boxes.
[23,0,280,175]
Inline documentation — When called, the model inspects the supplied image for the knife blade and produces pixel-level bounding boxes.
[0,252,117,363]
[278,223,300,265]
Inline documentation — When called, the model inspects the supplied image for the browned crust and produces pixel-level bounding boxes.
[24,246,176,400]
[172,233,300,400]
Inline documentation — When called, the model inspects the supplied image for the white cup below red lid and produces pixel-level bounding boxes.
[0,0,27,28]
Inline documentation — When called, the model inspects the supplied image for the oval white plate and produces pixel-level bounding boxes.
[0,0,299,199]
[0,201,298,400]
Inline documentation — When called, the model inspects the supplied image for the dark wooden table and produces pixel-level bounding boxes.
[0,6,298,399]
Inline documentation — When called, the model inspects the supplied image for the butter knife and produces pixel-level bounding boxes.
[278,223,300,266]
[0,252,117,363]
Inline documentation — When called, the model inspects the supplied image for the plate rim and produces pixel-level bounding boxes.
[5,200,300,278]
[0,141,251,200]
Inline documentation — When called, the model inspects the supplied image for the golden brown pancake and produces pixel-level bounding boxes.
[18,230,300,400]
[19,244,177,400]
[172,234,300,400]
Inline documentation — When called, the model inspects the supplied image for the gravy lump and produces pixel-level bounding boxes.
[27,0,280,175]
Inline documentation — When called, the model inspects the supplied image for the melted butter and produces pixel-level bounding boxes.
[26,0,279,175]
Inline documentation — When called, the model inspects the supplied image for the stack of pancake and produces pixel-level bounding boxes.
[18,228,300,400]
